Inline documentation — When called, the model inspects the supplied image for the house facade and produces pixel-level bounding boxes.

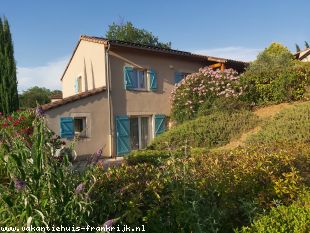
[42,36,247,158]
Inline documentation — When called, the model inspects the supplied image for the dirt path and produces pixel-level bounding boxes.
[212,103,295,151]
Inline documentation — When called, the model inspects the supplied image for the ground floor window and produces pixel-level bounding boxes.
[74,117,87,137]
[130,116,150,150]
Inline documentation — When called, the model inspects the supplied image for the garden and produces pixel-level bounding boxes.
[1,42,310,232]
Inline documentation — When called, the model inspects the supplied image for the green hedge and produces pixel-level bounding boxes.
[90,143,310,232]
[126,149,182,165]
[150,110,259,150]
[236,192,310,233]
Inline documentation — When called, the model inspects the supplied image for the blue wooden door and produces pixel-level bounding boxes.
[116,116,130,155]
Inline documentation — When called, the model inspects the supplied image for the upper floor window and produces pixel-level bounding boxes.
[124,66,157,91]
[74,76,82,94]
[132,69,146,89]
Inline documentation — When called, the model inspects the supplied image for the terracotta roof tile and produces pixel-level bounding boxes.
[50,92,63,99]
[42,87,106,111]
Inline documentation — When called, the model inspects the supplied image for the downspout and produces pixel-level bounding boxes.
[105,42,113,158]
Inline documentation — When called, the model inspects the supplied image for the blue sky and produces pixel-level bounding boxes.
[1,0,310,91]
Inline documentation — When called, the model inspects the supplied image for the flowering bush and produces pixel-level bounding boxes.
[171,67,243,123]
[0,109,93,227]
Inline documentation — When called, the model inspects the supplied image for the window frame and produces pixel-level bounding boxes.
[70,113,91,139]
[74,117,87,137]
[131,68,148,91]
[129,115,151,150]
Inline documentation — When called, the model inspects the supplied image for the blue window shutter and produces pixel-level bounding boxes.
[175,72,184,84]
[149,68,157,91]
[124,66,133,90]
[60,117,74,139]
[116,116,131,155]
[154,115,166,137]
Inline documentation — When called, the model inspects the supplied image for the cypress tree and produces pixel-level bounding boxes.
[295,44,301,52]
[305,41,310,49]
[0,17,19,115]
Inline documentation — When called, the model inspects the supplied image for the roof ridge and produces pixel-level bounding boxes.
[80,35,248,64]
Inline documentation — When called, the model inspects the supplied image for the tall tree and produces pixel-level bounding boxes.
[295,44,301,52]
[0,17,19,115]
[106,21,171,48]
[305,41,310,49]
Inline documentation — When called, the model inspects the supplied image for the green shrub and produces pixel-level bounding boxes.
[197,96,252,116]
[126,149,182,165]
[247,101,310,145]
[240,43,309,105]
[150,110,259,150]
[90,143,310,233]
[236,191,310,233]
[171,67,243,123]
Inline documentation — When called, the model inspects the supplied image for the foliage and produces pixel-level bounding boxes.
[106,21,171,48]
[0,110,93,227]
[150,110,259,151]
[0,17,19,115]
[247,101,310,145]
[236,191,310,233]
[90,143,310,233]
[19,86,56,109]
[240,42,309,105]
[197,96,251,116]
[171,67,243,123]
[126,149,182,165]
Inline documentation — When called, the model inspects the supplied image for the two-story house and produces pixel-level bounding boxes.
[42,35,247,158]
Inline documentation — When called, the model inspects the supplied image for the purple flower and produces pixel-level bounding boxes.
[35,106,44,117]
[75,183,85,194]
[14,179,27,191]
[103,219,115,228]
[91,148,102,164]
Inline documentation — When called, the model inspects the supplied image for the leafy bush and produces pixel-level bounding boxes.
[197,96,251,116]
[150,110,259,150]
[236,191,310,233]
[240,43,309,105]
[126,149,182,165]
[90,143,310,233]
[171,67,243,123]
[0,109,93,227]
[247,101,310,145]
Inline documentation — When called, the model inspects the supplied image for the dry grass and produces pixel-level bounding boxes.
[212,102,299,151]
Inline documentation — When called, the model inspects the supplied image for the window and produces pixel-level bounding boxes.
[74,117,86,137]
[130,116,150,150]
[131,69,146,89]
[77,76,82,93]
[75,76,82,94]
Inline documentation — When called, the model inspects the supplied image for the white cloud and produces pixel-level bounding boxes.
[17,56,70,93]
[193,47,262,62]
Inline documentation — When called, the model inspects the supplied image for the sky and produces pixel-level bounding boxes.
[1,0,310,92]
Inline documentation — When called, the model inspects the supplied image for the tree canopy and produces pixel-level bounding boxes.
[0,17,19,115]
[106,21,171,48]
[19,87,61,109]
[241,42,308,104]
